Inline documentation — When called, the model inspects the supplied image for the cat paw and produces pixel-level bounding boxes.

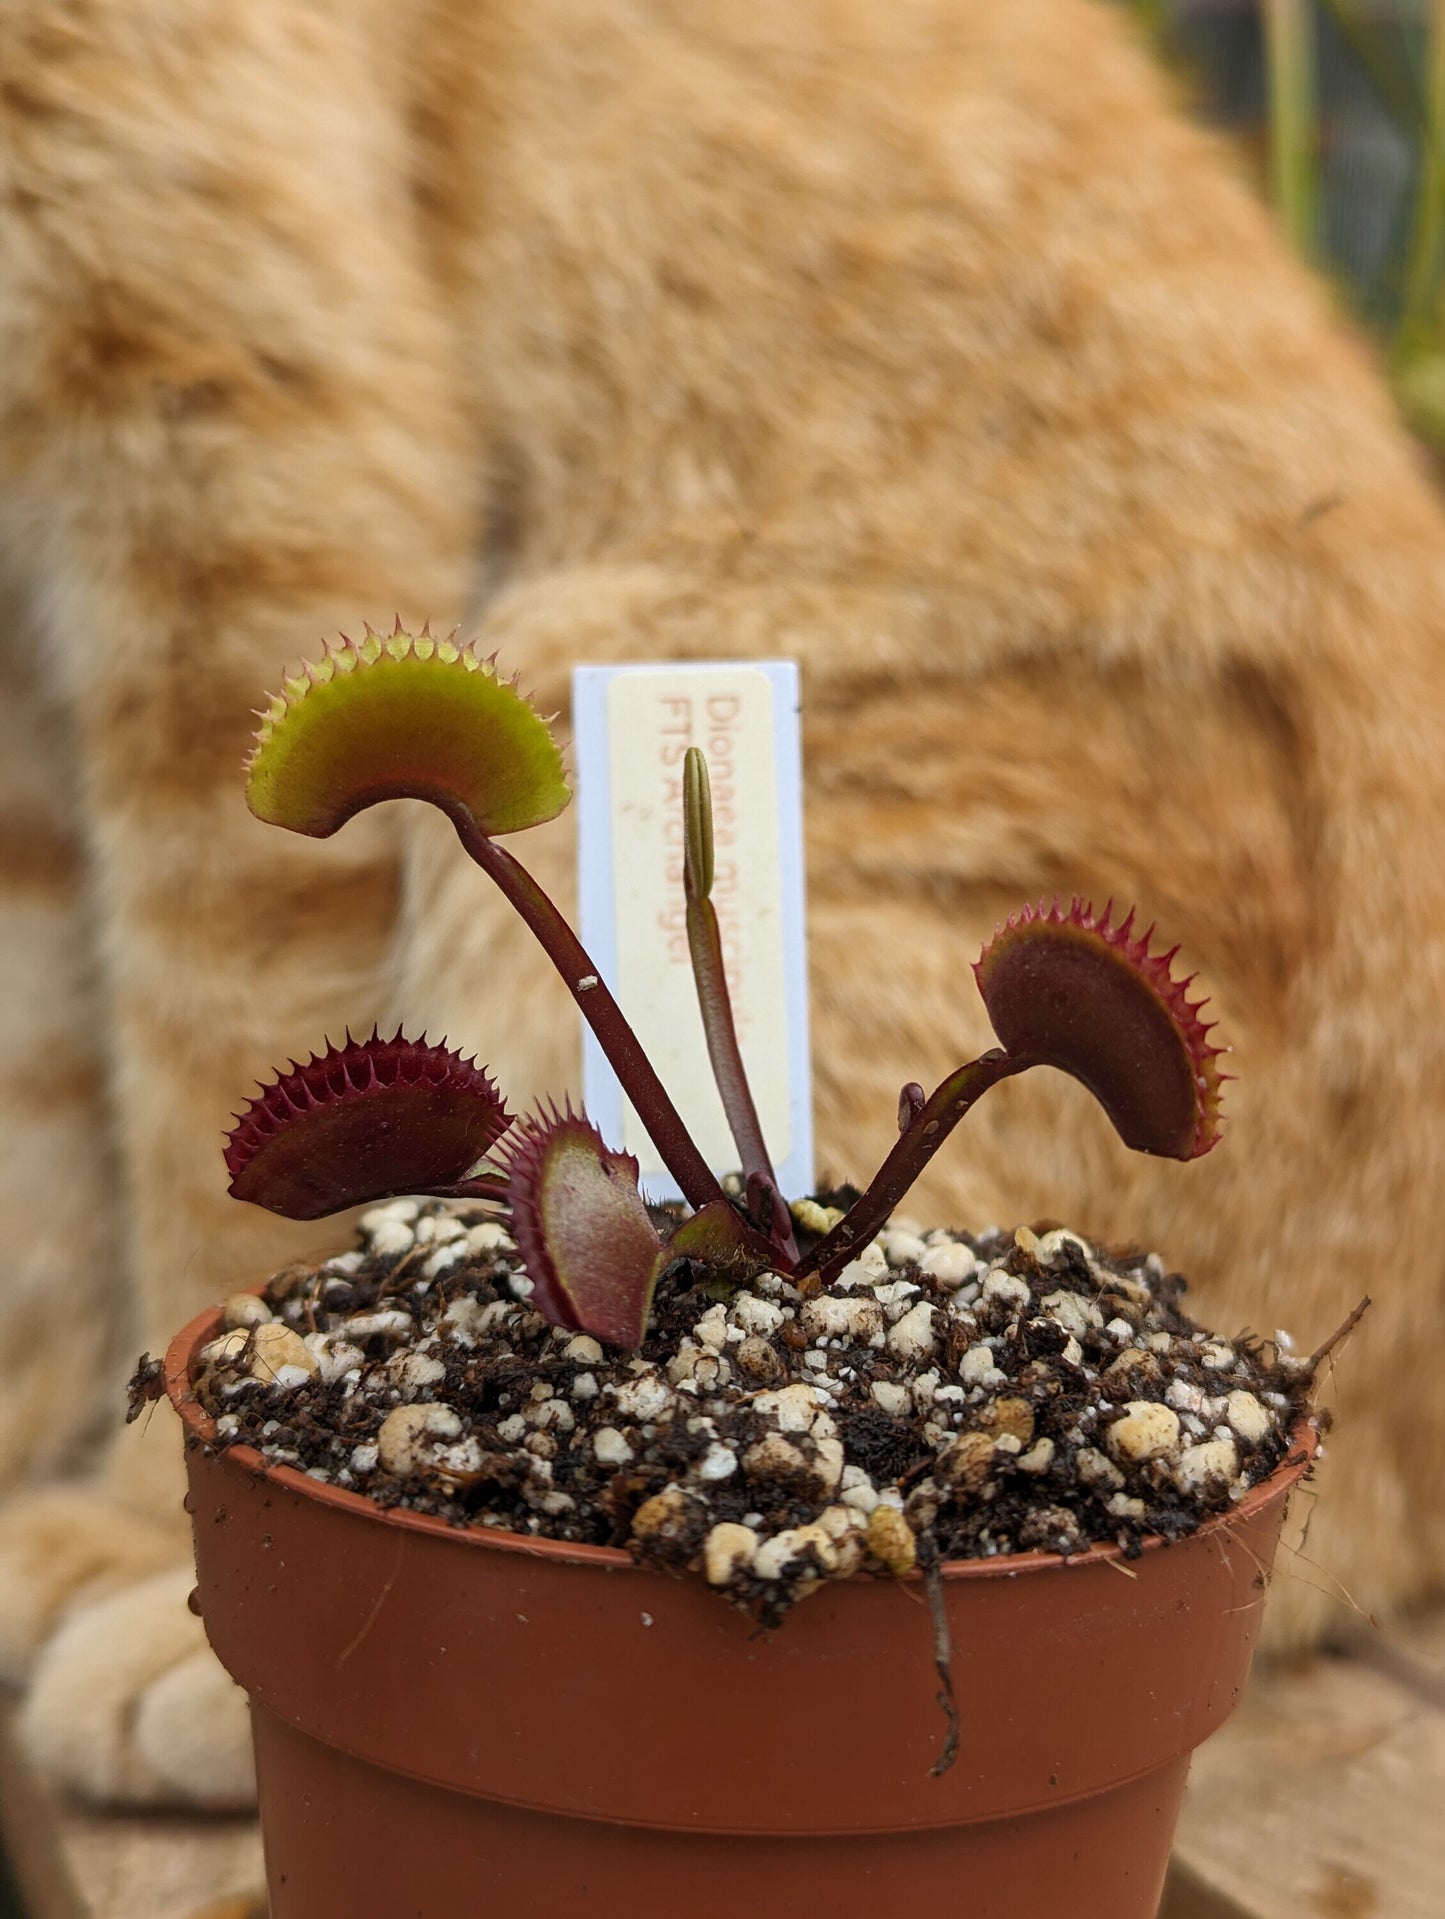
[22,1567,255,1808]
[0,1485,252,1806]
[0,1484,184,1680]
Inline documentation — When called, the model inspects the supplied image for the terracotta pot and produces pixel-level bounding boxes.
[167,1300,1316,1919]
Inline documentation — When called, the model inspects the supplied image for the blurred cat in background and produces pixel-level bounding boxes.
[1,0,1443,1808]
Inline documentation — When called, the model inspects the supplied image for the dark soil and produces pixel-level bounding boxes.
[156,1199,1320,1622]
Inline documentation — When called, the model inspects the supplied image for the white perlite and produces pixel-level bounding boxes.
[592,1426,634,1465]
[887,1300,938,1362]
[1041,1290,1103,1339]
[730,1295,786,1336]
[704,1522,758,1585]
[1225,1390,1271,1444]
[1107,1402,1182,1464]
[1034,1228,1093,1265]
[752,1523,839,1583]
[668,1345,732,1390]
[1016,1437,1055,1475]
[743,1433,810,1481]
[886,1229,930,1268]
[801,1295,884,1344]
[751,1383,829,1433]
[1075,1447,1125,1491]
[959,1344,1006,1389]
[377,1403,462,1476]
[872,1279,922,1315]
[466,1220,513,1256]
[345,1309,413,1341]
[918,1240,972,1285]
[981,1271,1031,1312]
[610,1373,672,1421]
[1173,1436,1239,1493]
[367,1219,416,1259]
[222,1292,273,1330]
[200,1329,250,1369]
[361,1199,420,1229]
[697,1443,739,1482]
[693,1305,729,1352]
[414,1214,465,1246]
[249,1322,318,1387]
[388,1350,446,1392]
[811,1435,845,1492]
[423,1242,468,1279]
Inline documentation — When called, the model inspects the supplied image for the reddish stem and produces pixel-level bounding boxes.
[797,1051,1032,1288]
[457,823,728,1217]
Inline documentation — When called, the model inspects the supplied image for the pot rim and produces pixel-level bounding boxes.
[165,1296,1319,1585]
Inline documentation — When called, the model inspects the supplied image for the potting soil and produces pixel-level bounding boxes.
[154,1198,1319,1621]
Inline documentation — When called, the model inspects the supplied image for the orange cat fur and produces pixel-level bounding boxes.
[1,0,1443,1807]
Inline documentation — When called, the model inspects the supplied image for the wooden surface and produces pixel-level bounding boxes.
[1169,1610,1445,1919]
[4,1612,1443,1919]
[0,1703,261,1919]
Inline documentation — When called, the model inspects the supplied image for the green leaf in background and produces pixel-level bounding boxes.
[1128,0,1445,458]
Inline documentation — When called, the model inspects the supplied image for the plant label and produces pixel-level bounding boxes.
[573,661,813,1202]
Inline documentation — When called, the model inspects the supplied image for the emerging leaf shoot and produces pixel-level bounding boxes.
[682,747,794,1255]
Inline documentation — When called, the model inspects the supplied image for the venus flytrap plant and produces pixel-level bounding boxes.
[226,625,1227,1350]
